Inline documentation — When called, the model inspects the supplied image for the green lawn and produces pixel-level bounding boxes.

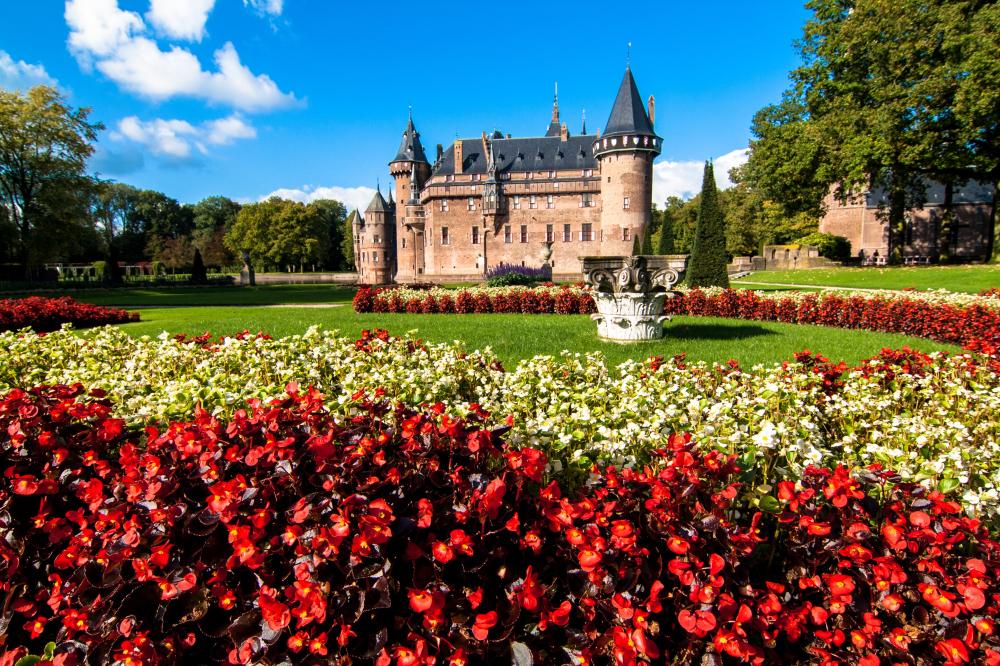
[55,284,356,306]
[117,306,959,367]
[737,264,1000,293]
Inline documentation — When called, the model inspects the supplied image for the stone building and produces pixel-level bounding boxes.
[819,180,994,262]
[353,67,662,283]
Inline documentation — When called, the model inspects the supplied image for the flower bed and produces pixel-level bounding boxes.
[4,384,1000,665]
[3,327,1000,516]
[355,285,1000,358]
[0,296,138,332]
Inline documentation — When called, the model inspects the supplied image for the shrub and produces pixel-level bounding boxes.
[4,384,1000,664]
[0,296,138,333]
[795,232,852,260]
[485,262,551,287]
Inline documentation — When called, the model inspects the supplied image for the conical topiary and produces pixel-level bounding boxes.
[191,248,208,284]
[631,235,642,256]
[657,209,674,254]
[687,161,729,288]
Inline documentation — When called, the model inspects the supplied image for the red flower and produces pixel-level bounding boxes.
[472,611,498,640]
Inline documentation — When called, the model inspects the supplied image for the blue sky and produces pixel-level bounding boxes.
[0,1,811,211]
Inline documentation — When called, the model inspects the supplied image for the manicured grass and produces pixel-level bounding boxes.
[118,306,959,367]
[738,264,1000,293]
[55,284,357,306]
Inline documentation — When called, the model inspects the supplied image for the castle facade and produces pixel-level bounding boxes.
[352,67,661,283]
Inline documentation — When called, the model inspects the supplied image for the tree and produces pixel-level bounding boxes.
[191,196,240,267]
[190,248,207,283]
[155,236,195,272]
[655,198,680,254]
[225,198,327,271]
[687,162,730,288]
[341,212,355,270]
[140,191,194,262]
[307,199,347,270]
[631,235,641,256]
[0,86,102,276]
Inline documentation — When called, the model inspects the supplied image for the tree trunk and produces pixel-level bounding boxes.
[937,181,954,264]
[987,180,999,264]
[887,185,907,265]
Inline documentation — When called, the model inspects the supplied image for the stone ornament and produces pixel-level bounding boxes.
[582,255,688,342]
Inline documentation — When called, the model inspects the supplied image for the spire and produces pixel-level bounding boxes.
[543,81,562,137]
[602,67,655,138]
[581,108,587,135]
[366,186,390,214]
[391,112,429,164]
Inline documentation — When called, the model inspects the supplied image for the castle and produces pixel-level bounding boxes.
[351,67,661,283]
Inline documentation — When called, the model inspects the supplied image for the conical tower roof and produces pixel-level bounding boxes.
[366,187,391,214]
[391,115,429,164]
[603,67,655,138]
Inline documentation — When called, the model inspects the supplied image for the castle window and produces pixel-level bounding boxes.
[467,197,475,211]
[622,228,631,241]
[563,224,571,242]
[548,171,555,178]
[504,225,512,244]
[471,226,480,245]
[373,253,378,264]
[584,169,594,177]
[529,195,537,209]
[546,224,554,243]
[554,181,559,189]
[527,172,534,179]
[581,223,594,242]
[374,235,381,244]
[581,193,594,208]
[441,227,450,245]
[623,196,630,210]
[513,195,521,210]
[546,195,555,209]
[441,200,449,212]
[402,238,407,248]
[520,225,528,243]
[446,174,454,182]
[472,174,481,181]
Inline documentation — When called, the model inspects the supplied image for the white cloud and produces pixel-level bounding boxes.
[112,113,256,160]
[652,148,750,203]
[243,0,283,16]
[261,185,377,213]
[65,0,297,111]
[0,51,58,91]
[65,0,144,63]
[146,0,216,42]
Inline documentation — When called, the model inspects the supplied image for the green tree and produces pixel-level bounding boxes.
[307,199,347,270]
[687,162,730,288]
[656,198,680,254]
[190,248,207,283]
[191,196,241,267]
[226,198,327,271]
[140,191,194,262]
[0,86,102,275]
[341,212,356,270]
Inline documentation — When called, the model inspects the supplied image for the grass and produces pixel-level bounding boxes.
[50,284,357,307]
[117,306,959,367]
[737,264,1000,294]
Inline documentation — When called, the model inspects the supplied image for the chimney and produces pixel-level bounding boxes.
[596,128,601,139]
[454,141,463,174]
[648,95,655,127]
[560,123,568,142]
[481,130,489,157]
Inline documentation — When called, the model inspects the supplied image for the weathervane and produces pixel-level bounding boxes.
[626,42,632,67]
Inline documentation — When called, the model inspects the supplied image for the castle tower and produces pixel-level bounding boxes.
[355,187,394,284]
[593,67,661,256]
[389,114,431,282]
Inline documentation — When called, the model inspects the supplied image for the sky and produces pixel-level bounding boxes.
[0,1,812,212]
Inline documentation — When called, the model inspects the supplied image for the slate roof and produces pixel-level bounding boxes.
[348,209,363,227]
[603,67,655,138]
[391,116,429,164]
[866,179,995,207]
[433,134,599,176]
[365,188,391,213]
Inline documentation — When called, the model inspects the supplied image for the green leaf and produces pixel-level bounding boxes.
[938,478,960,494]
[758,495,782,513]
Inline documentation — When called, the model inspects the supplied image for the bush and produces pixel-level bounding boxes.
[4,383,1000,664]
[0,296,138,332]
[795,232,852,260]
[485,262,552,287]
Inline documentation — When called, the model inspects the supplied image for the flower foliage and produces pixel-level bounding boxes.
[354,285,596,315]
[4,385,1000,664]
[0,296,138,333]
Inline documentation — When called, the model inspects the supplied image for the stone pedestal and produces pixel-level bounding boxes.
[582,255,688,342]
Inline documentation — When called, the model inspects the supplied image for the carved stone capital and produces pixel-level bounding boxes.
[581,255,688,296]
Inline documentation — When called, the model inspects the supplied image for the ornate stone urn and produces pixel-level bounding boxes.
[582,255,688,342]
